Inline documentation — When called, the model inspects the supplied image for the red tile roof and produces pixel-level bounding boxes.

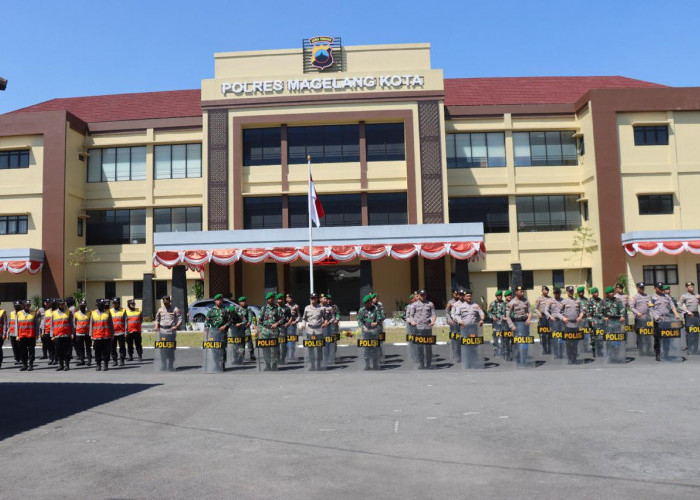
[5,76,666,122]
[444,76,666,106]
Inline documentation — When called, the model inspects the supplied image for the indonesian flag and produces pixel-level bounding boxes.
[309,174,325,227]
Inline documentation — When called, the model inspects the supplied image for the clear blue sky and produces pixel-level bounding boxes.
[1,0,699,114]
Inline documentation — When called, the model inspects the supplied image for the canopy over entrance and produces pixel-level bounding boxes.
[0,248,44,274]
[622,229,700,257]
[153,223,485,270]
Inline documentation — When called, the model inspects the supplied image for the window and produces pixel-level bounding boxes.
[155,280,168,299]
[133,281,143,300]
[552,270,565,288]
[243,197,282,229]
[516,195,580,232]
[633,125,669,146]
[643,265,678,285]
[0,282,27,301]
[496,271,533,290]
[77,218,84,237]
[86,209,146,245]
[154,144,202,179]
[288,125,360,164]
[0,215,28,235]
[522,271,534,290]
[366,123,405,161]
[638,194,673,215]
[88,147,146,182]
[243,128,281,166]
[446,133,506,168]
[105,282,116,300]
[153,207,202,233]
[0,149,30,169]
[513,131,578,166]
[582,200,589,221]
[289,194,361,227]
[368,192,407,225]
[449,197,509,233]
[497,271,510,290]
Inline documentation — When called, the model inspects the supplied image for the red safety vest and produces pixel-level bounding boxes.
[74,310,90,335]
[17,310,37,339]
[52,311,71,338]
[91,311,111,339]
[126,308,142,333]
[44,309,54,335]
[110,308,126,334]
[9,310,17,336]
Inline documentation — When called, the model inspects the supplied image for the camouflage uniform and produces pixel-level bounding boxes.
[602,296,626,360]
[586,296,604,356]
[239,306,256,359]
[357,303,382,369]
[488,299,506,357]
[258,304,284,370]
[278,302,292,364]
[227,304,246,364]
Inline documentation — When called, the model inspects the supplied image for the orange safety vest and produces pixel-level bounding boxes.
[110,308,126,334]
[44,309,54,334]
[126,308,142,333]
[74,310,90,335]
[17,310,37,339]
[9,310,17,337]
[91,311,111,339]
[52,310,72,338]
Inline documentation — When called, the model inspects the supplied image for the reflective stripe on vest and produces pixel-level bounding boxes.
[110,308,126,333]
[74,311,90,334]
[52,311,71,337]
[18,311,37,339]
[126,309,142,333]
[91,311,111,339]
[9,311,16,336]
[44,309,54,331]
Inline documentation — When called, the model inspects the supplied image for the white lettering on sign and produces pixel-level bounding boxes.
[220,74,425,96]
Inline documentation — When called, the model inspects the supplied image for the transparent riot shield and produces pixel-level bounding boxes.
[604,320,627,364]
[491,321,503,359]
[449,322,462,362]
[277,325,288,366]
[537,318,552,355]
[624,323,636,350]
[412,328,436,369]
[685,316,700,355]
[657,319,683,362]
[378,328,386,364]
[500,327,514,362]
[460,323,484,369]
[202,327,226,373]
[304,328,326,371]
[591,319,605,359]
[635,317,654,356]
[286,324,300,362]
[406,323,418,366]
[358,327,381,371]
[580,319,592,354]
[562,325,584,365]
[227,325,246,367]
[550,319,565,360]
[256,335,279,371]
[153,328,176,372]
[322,325,336,366]
[513,321,535,367]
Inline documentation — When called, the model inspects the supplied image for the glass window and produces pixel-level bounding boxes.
[153,207,202,233]
[633,126,669,146]
[638,195,673,215]
[512,131,578,166]
[243,128,281,166]
[154,144,202,179]
[446,133,506,168]
[0,150,30,169]
[86,209,146,245]
[288,194,361,228]
[366,123,405,162]
[133,281,143,300]
[0,282,27,301]
[643,265,679,285]
[155,281,168,300]
[497,271,510,290]
[0,215,29,235]
[243,197,282,229]
[368,192,408,226]
[288,125,360,164]
[77,218,83,237]
[449,197,509,233]
[516,195,581,232]
[552,270,565,288]
[87,146,147,182]
[105,282,116,300]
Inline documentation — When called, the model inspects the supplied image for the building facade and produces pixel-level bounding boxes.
[1,40,699,317]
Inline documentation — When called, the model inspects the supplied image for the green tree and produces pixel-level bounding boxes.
[570,226,597,285]
[191,280,204,300]
[67,247,98,302]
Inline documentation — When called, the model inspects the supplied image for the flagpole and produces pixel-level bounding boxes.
[308,155,314,295]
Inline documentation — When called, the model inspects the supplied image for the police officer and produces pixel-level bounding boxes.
[447,289,461,360]
[238,297,255,361]
[9,300,22,365]
[545,288,565,359]
[109,298,127,366]
[276,293,291,365]
[534,286,553,355]
[154,295,182,371]
[17,300,40,371]
[650,282,680,361]
[630,282,651,354]
[41,298,58,365]
[73,299,92,366]
[679,281,700,354]
[258,292,284,371]
[51,298,74,371]
[405,289,436,369]
[506,286,532,362]
[285,294,301,362]
[357,294,382,370]
[90,299,114,371]
[301,292,328,371]
[125,299,143,361]
[453,289,485,367]
[560,286,584,364]
[488,290,505,358]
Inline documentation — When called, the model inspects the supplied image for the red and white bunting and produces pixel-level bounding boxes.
[0,260,43,274]
[623,240,700,257]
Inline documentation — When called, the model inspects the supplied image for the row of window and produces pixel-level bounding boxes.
[243,123,405,166]
[0,150,30,169]
[85,207,203,245]
[103,280,167,301]
[0,215,28,235]
[87,145,202,182]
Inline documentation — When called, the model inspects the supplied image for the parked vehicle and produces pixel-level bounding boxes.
[188,299,259,324]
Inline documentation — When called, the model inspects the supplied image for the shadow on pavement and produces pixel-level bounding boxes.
[0,382,159,441]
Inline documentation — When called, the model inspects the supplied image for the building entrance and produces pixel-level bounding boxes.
[290,265,360,316]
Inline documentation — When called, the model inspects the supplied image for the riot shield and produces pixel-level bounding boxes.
[685,315,700,355]
[500,326,514,361]
[277,325,288,365]
[227,325,246,367]
[635,317,654,356]
[562,325,584,365]
[537,317,552,355]
[460,323,484,369]
[491,321,503,359]
[358,327,381,370]
[322,325,337,366]
[513,321,535,367]
[624,323,636,350]
[591,319,605,358]
[286,324,300,362]
[411,328,436,369]
[550,319,564,359]
[202,327,226,373]
[256,335,279,371]
[449,321,462,362]
[580,318,592,354]
[604,320,627,364]
[657,319,683,362]
[304,328,326,371]
[406,323,418,365]
[153,328,176,372]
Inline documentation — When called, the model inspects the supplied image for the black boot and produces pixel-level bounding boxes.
[64,362,70,371]
[96,363,102,371]
[56,363,64,371]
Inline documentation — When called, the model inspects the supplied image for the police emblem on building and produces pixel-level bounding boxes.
[303,36,343,73]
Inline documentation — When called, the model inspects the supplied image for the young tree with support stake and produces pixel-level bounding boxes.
[68,246,98,301]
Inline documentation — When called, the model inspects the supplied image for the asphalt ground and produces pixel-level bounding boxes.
[2,342,700,499]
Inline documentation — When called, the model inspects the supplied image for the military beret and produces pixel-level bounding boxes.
[636,282,645,288]
[408,293,414,300]
[238,296,247,302]
[362,294,372,304]
[604,286,615,294]
[265,292,275,300]
[663,285,671,291]
[576,286,585,293]
[590,287,599,293]
[369,293,376,299]
[495,290,503,296]
[213,293,223,300]
[275,293,285,299]
[326,294,332,299]
[504,289,513,296]
[686,282,695,287]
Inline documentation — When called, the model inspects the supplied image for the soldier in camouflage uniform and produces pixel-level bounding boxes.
[204,294,229,371]
[238,297,256,361]
[602,286,626,361]
[258,292,285,371]
[227,298,246,364]
[276,293,291,365]
[576,286,591,353]
[358,294,382,370]
[500,290,514,360]
[371,293,386,361]
[586,287,604,356]
[679,281,700,354]
[488,290,506,358]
